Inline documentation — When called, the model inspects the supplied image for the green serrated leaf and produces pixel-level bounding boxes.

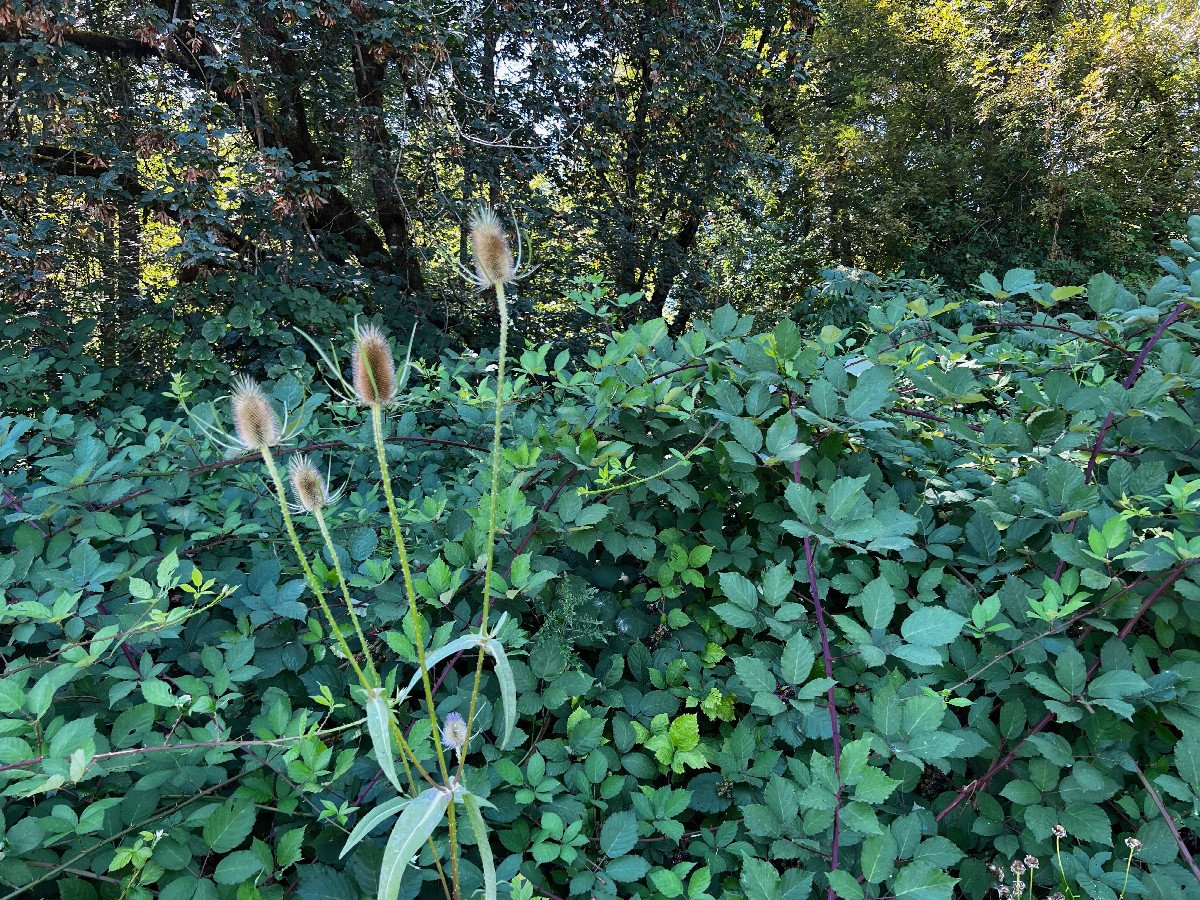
[859,577,896,630]
[828,869,864,900]
[1059,803,1112,846]
[719,572,759,611]
[213,850,263,885]
[824,477,870,520]
[861,832,898,884]
[900,608,967,646]
[203,800,255,855]
[741,857,781,900]
[893,863,957,900]
[276,826,306,869]
[844,366,892,421]
[599,809,637,858]
[669,714,700,751]
[735,656,776,695]
[781,633,816,685]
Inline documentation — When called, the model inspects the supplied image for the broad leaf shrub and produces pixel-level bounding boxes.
[8,223,1200,899]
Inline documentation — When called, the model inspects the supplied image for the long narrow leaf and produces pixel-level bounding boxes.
[340,795,410,858]
[395,614,516,750]
[378,787,451,900]
[463,792,497,900]
[483,637,516,750]
[292,327,355,398]
[395,322,418,395]
[395,634,482,706]
[364,687,404,793]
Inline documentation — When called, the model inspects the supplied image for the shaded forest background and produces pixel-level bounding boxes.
[3,0,1198,388]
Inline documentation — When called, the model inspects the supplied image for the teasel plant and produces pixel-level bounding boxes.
[237,202,530,900]
[188,360,514,900]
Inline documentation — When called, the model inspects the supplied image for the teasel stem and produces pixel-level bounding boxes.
[311,505,379,688]
[369,401,460,896]
[1118,848,1134,900]
[1054,831,1076,900]
[457,282,508,791]
[261,447,369,688]
[259,447,435,791]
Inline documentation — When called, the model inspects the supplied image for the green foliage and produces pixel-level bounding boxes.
[703,0,1200,316]
[4,0,1194,375]
[11,232,1200,899]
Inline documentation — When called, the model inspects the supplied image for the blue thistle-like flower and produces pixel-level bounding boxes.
[440,712,468,753]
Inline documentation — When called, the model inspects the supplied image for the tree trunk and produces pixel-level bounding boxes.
[617,49,652,297]
[652,209,701,337]
[352,47,423,291]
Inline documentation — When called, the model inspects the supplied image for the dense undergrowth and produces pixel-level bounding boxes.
[6,221,1200,900]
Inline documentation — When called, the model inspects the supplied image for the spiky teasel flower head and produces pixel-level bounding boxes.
[444,203,538,292]
[288,454,330,512]
[469,204,515,288]
[230,376,280,450]
[187,375,300,458]
[351,322,397,404]
[440,712,468,754]
[294,316,413,408]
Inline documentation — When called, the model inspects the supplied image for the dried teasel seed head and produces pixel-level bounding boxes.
[1125,837,1142,853]
[230,376,280,450]
[468,204,515,288]
[351,323,396,404]
[288,454,329,512]
[1052,824,1068,839]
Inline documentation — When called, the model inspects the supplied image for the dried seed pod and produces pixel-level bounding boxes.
[230,376,280,450]
[351,323,396,404]
[288,454,329,512]
[469,205,515,288]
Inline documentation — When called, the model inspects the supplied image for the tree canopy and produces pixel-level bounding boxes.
[2,0,1197,374]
